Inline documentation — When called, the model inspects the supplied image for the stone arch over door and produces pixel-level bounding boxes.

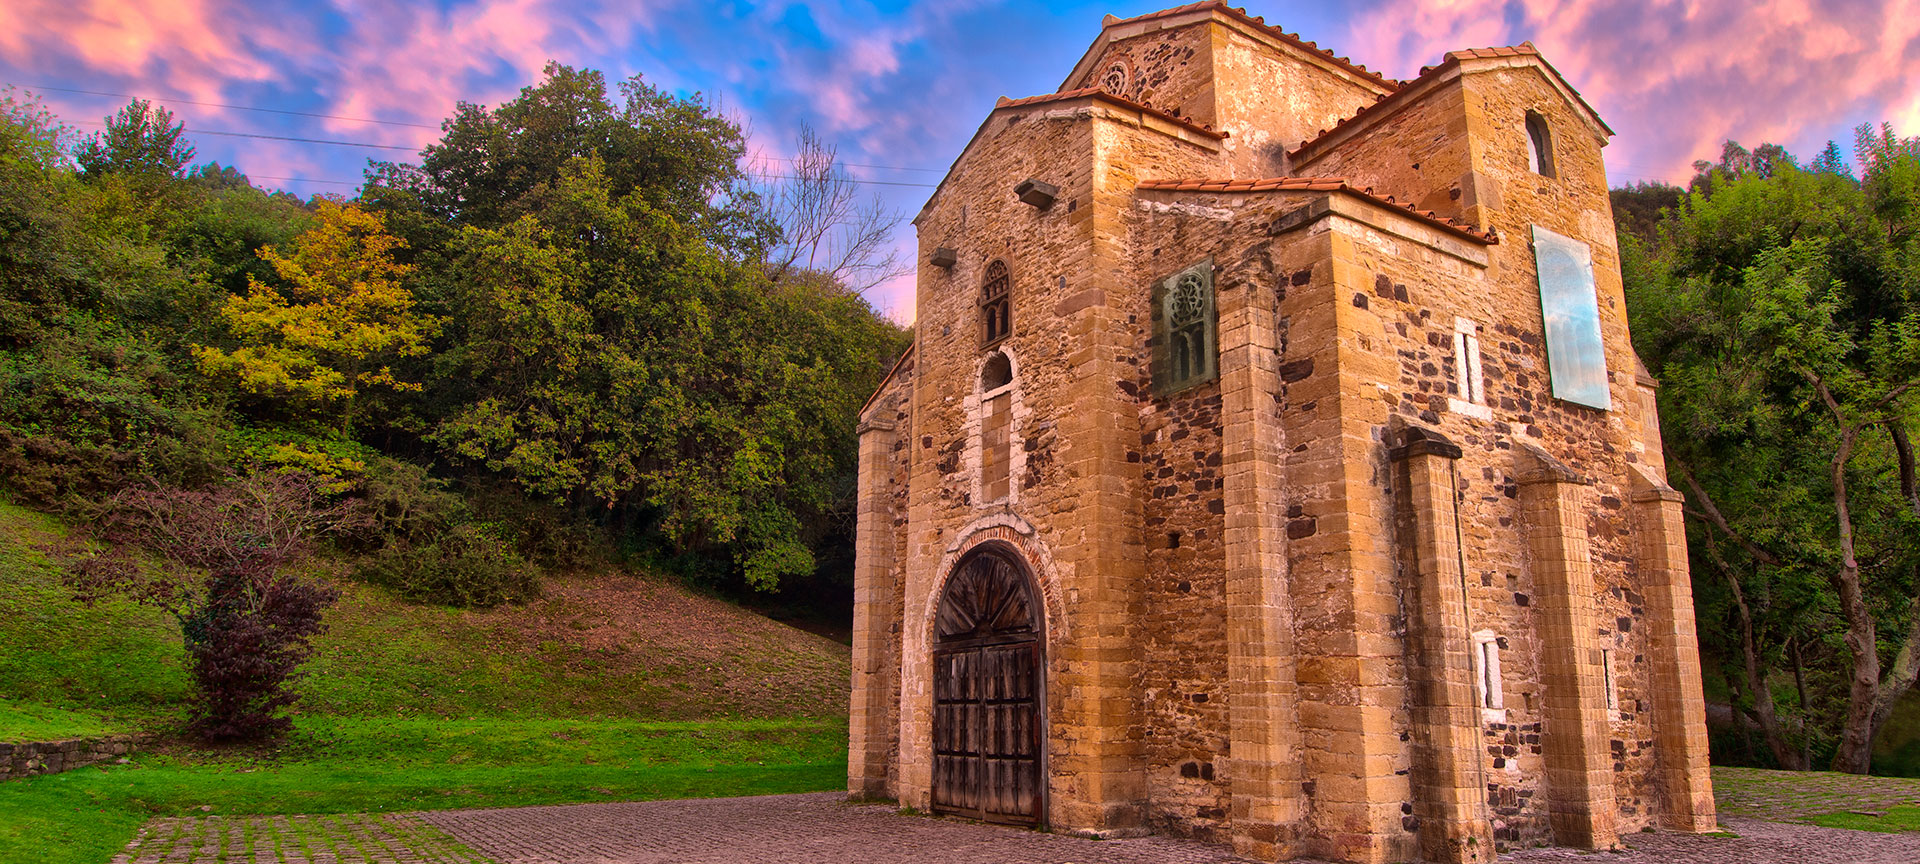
[931,542,1045,825]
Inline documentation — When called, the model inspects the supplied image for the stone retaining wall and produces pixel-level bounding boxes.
[1,733,152,780]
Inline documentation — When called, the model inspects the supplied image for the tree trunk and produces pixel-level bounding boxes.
[1711,539,1807,770]
[1791,636,1813,769]
[1825,417,1881,774]
[1865,422,1920,753]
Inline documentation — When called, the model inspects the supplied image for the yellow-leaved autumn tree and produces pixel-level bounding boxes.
[196,199,437,427]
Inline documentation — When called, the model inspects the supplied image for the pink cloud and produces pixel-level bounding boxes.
[322,0,666,146]
[1344,0,1920,182]
[0,0,281,106]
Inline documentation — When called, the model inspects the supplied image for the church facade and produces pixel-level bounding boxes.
[849,4,1717,862]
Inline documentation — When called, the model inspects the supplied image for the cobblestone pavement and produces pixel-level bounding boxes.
[116,770,1920,864]
[114,812,491,864]
[416,792,1247,863]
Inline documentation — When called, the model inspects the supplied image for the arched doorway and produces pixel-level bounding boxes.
[932,544,1044,825]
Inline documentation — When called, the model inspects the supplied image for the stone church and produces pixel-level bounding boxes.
[849,4,1717,861]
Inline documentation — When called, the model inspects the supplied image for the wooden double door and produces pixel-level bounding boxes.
[931,546,1043,825]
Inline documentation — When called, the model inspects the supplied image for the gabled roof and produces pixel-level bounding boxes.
[1062,1,1399,95]
[859,342,916,419]
[1135,176,1499,244]
[1290,42,1612,166]
[996,87,1227,140]
[914,86,1226,225]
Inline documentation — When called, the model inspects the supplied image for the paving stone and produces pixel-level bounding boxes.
[110,770,1920,864]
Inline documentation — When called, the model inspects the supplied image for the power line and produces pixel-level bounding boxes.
[251,175,360,187]
[745,154,942,175]
[32,84,947,174]
[12,83,439,129]
[72,119,417,151]
[746,171,936,188]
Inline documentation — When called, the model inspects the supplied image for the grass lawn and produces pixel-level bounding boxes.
[0,700,126,741]
[1809,805,1920,833]
[0,497,853,863]
[3,714,848,864]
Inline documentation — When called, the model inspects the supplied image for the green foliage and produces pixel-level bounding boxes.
[0,321,227,507]
[1,62,905,604]
[0,87,76,171]
[1624,129,1920,772]
[1609,180,1685,246]
[196,199,438,429]
[220,426,378,490]
[351,456,469,547]
[0,715,845,864]
[355,523,539,608]
[75,99,196,181]
[375,68,907,590]
[366,62,771,249]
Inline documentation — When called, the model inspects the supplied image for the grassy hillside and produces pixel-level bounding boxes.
[0,504,188,726]
[0,498,850,734]
[0,497,853,864]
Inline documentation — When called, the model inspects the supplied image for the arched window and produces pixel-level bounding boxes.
[981,260,1011,346]
[1525,111,1556,178]
[981,350,1012,391]
[979,349,1014,503]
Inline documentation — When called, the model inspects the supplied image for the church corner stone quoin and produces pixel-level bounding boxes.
[847,3,1717,862]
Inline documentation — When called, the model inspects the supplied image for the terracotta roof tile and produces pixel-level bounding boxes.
[1293,40,1608,164]
[1106,2,1398,89]
[1135,176,1498,244]
[994,87,1228,140]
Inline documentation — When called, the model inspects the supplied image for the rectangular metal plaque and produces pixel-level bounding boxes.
[1531,225,1611,410]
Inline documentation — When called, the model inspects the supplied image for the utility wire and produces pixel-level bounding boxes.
[71,119,418,151]
[33,85,948,174]
[745,171,936,188]
[251,175,360,187]
[12,83,440,129]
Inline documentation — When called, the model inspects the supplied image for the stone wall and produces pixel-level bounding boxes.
[1,733,152,780]
[1291,74,1476,221]
[857,6,1715,860]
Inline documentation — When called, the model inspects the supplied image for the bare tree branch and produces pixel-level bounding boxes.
[1673,458,1782,567]
[758,124,909,295]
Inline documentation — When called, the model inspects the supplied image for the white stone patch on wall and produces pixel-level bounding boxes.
[1135,199,1233,220]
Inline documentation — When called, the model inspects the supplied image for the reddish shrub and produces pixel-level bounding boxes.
[56,473,363,741]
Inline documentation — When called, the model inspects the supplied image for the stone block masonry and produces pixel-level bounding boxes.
[1,733,153,780]
[852,3,1715,861]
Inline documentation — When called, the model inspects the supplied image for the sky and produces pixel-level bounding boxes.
[5,0,1919,322]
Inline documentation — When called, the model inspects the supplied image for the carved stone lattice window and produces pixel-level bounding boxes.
[1151,259,1217,395]
[981,260,1011,346]
[1101,62,1129,94]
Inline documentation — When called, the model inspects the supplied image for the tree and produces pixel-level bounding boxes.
[1609,181,1684,246]
[427,154,905,588]
[363,64,907,591]
[194,199,438,429]
[1626,131,1920,773]
[759,124,908,294]
[58,473,362,741]
[365,62,770,252]
[0,86,75,170]
[75,99,196,181]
